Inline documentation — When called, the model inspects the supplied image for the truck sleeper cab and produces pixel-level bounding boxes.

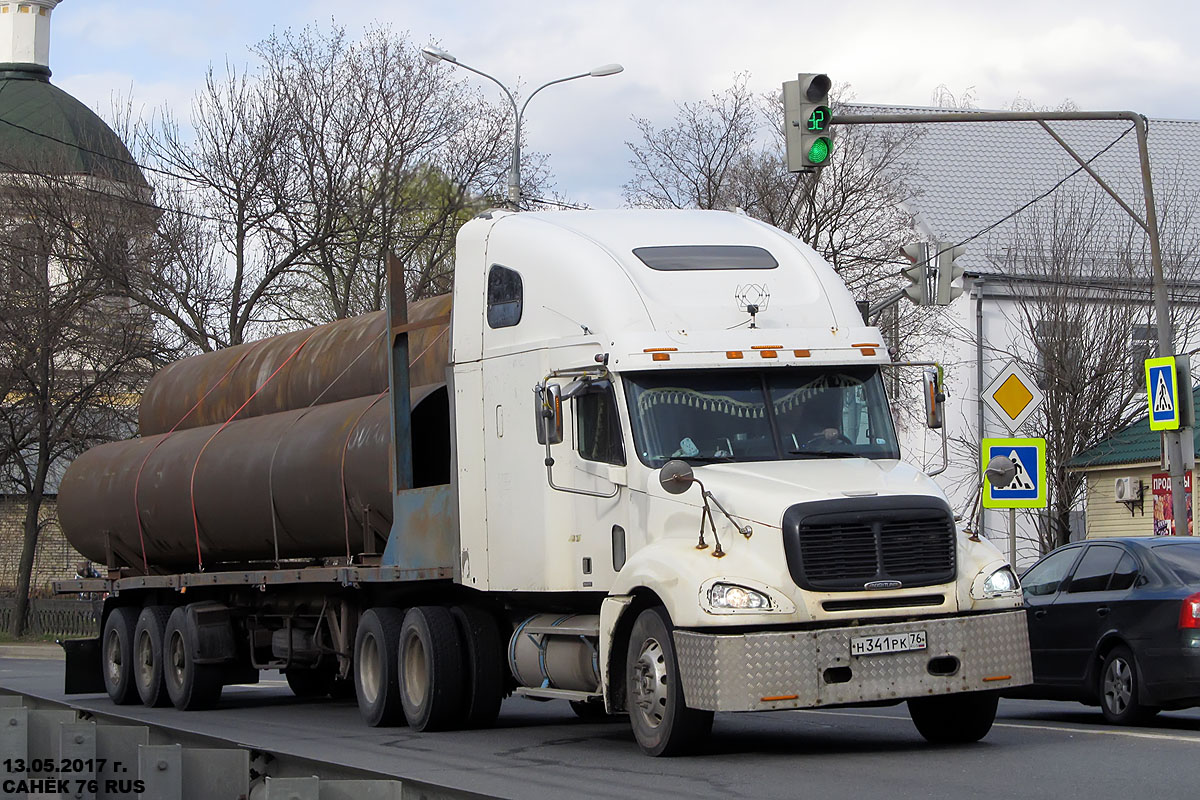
[57,209,1031,757]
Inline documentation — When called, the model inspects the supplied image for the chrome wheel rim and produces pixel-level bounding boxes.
[402,632,428,706]
[359,633,381,705]
[630,636,669,729]
[1103,657,1133,715]
[135,629,155,690]
[104,628,123,686]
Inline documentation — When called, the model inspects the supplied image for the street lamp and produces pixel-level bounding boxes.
[421,45,622,209]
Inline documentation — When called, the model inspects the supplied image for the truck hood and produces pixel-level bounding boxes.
[689,459,948,527]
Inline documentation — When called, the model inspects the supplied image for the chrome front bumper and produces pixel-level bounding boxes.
[673,610,1032,712]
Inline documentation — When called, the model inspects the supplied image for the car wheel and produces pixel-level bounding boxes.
[1099,645,1159,725]
[908,691,998,744]
[625,606,713,756]
[101,607,139,705]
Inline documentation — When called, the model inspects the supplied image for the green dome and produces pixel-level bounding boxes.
[0,64,147,187]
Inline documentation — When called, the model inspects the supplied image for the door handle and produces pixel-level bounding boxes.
[1033,610,1047,619]
[1096,607,1111,617]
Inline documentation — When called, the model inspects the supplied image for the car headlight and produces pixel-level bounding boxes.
[979,565,1020,598]
[708,582,772,610]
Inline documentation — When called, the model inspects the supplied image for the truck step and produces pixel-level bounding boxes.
[513,687,602,702]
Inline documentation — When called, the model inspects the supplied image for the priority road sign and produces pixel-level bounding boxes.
[983,361,1045,433]
[983,437,1047,509]
[1145,356,1181,431]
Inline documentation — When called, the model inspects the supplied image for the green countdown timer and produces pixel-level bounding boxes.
[806,105,832,132]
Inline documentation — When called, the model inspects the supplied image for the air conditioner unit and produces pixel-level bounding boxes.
[1114,476,1141,503]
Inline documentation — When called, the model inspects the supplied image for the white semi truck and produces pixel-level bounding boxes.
[58,208,1031,756]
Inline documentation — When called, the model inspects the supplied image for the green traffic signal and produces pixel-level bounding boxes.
[807,137,830,164]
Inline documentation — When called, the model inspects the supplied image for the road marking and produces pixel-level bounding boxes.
[800,709,1200,743]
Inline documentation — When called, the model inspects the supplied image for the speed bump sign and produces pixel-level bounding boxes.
[1145,356,1181,431]
[983,437,1047,509]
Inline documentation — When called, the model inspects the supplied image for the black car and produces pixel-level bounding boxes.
[1016,536,1200,723]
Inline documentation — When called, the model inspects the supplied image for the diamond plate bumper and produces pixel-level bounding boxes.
[673,610,1032,712]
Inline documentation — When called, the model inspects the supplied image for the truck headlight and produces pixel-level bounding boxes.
[978,566,1020,598]
[708,583,772,610]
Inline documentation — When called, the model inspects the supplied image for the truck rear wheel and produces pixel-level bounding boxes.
[625,607,713,756]
[399,606,465,731]
[908,690,998,744]
[133,606,173,707]
[451,605,504,728]
[354,608,406,726]
[163,606,223,711]
[101,607,139,705]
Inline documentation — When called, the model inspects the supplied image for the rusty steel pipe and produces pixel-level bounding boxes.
[138,294,451,436]
[59,385,448,570]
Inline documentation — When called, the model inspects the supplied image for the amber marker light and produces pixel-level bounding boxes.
[859,348,876,356]
[793,349,811,358]
[760,694,799,702]
[644,347,677,362]
[726,351,744,359]
[982,675,1012,682]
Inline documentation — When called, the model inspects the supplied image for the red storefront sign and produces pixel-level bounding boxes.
[1151,471,1193,536]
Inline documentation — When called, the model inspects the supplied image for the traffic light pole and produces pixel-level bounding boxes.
[832,110,1189,535]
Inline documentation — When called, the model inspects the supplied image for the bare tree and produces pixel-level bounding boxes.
[0,168,158,634]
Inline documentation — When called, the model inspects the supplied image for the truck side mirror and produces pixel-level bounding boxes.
[922,367,944,430]
[985,455,1016,489]
[535,384,564,445]
[658,460,695,494]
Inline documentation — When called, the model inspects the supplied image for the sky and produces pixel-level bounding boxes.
[43,0,1200,209]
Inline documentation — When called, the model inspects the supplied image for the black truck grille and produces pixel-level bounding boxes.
[782,497,956,592]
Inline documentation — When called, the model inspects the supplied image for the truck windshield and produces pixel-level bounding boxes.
[623,367,900,467]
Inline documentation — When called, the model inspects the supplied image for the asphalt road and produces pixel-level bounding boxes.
[2,657,1197,800]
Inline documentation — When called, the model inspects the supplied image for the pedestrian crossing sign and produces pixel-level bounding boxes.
[982,437,1047,509]
[1145,356,1180,431]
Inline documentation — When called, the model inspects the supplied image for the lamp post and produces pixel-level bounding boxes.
[421,46,622,209]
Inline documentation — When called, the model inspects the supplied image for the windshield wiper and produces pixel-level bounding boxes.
[786,450,859,459]
[681,455,736,463]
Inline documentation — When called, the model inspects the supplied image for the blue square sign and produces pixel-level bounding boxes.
[983,437,1047,509]
[1146,356,1180,431]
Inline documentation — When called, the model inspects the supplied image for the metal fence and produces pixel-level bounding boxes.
[0,597,101,638]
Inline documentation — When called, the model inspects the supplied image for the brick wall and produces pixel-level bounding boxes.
[0,496,88,595]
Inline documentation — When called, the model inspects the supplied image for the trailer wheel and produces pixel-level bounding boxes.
[907,690,999,744]
[163,606,223,711]
[451,605,504,728]
[354,608,406,726]
[399,606,465,731]
[101,607,139,705]
[133,606,173,707]
[625,606,713,756]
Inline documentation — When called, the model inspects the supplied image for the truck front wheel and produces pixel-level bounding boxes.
[625,607,713,756]
[101,607,139,705]
[907,691,998,744]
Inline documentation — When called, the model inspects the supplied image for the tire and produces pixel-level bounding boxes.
[625,607,713,756]
[162,606,223,711]
[1099,645,1159,725]
[133,605,173,707]
[451,605,504,728]
[354,608,406,727]
[907,691,999,744]
[398,606,466,732]
[101,607,139,705]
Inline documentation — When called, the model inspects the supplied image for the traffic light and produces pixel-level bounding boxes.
[934,243,966,305]
[783,73,833,172]
[900,243,930,306]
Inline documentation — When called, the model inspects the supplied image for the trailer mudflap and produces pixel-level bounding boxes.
[60,637,105,695]
[673,609,1032,712]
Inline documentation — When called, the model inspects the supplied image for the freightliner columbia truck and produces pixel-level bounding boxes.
[56,209,1032,756]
